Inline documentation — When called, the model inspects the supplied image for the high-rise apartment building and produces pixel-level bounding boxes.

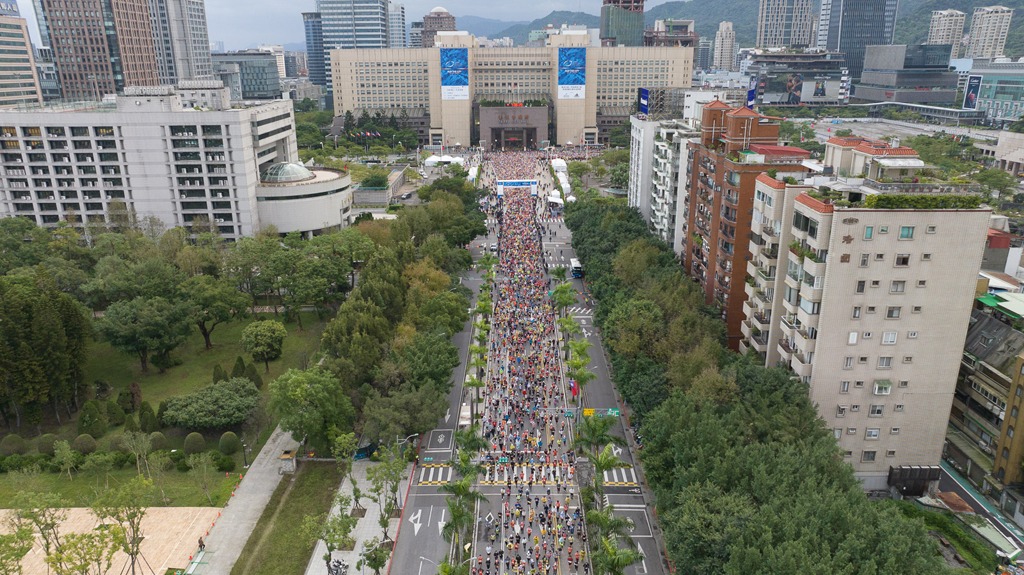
[388,2,407,48]
[149,0,214,84]
[0,6,43,109]
[928,9,966,60]
[757,0,815,49]
[696,37,713,70]
[680,101,810,346]
[817,0,898,78]
[421,6,456,48]
[713,21,736,71]
[303,12,326,86]
[410,21,423,48]
[739,137,990,489]
[600,0,644,47]
[39,0,160,99]
[965,6,1014,59]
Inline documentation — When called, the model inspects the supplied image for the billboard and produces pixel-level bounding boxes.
[638,88,649,114]
[756,68,850,105]
[963,75,982,110]
[558,47,586,100]
[746,76,757,109]
[0,2,18,16]
[440,48,469,101]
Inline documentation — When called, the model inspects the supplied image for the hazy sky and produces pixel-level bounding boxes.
[17,0,676,50]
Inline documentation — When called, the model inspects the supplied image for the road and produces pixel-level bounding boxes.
[390,154,666,575]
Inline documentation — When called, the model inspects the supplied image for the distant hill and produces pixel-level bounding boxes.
[893,0,1024,58]
[492,10,602,46]
[644,0,759,46]
[457,15,529,39]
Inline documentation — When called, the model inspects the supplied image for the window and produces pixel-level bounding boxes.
[864,226,873,240]
[848,332,858,345]
[856,281,866,294]
[874,381,891,395]
[912,306,922,313]
[1009,426,1015,439]
[1003,447,1010,460]
[867,306,876,313]
[917,280,926,287]
[927,225,936,234]
[847,427,857,435]
[891,427,900,434]
[863,332,873,339]
[899,226,914,239]
[851,404,860,412]
[886,450,896,457]
[882,332,897,345]
[834,428,842,439]
[866,428,880,439]
[859,356,868,364]
[837,405,847,417]
[908,331,918,339]
[1017,386,1023,398]
[903,356,913,364]
[899,380,909,388]
[871,280,881,287]
[891,281,905,293]
[922,253,932,261]
[886,306,901,319]
[895,404,904,412]
[853,306,861,319]
[878,357,893,368]
[862,450,876,462]
[844,357,853,369]
[860,254,869,266]
[844,451,852,458]
[855,381,865,388]
[869,405,884,416]
[895,254,910,266]
[875,253,885,261]
[840,381,850,393]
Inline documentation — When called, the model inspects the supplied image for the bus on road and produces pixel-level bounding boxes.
[570,258,584,278]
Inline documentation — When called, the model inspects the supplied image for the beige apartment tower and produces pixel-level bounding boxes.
[928,9,966,60]
[713,21,737,71]
[965,5,1015,58]
[0,14,43,109]
[757,0,816,48]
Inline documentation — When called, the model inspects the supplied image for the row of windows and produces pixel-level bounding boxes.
[844,355,915,369]
[863,224,935,240]
[839,379,908,393]
[834,427,900,439]
[836,403,902,417]
[842,449,895,462]
[847,330,918,345]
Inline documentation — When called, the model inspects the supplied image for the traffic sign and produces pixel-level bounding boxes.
[583,408,595,416]
[499,457,508,463]
[564,411,574,418]
[608,408,620,417]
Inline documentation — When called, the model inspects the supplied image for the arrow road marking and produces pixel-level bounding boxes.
[409,509,422,535]
[437,433,445,444]
[438,508,446,536]
[444,408,451,423]
[628,487,641,494]
[612,445,622,457]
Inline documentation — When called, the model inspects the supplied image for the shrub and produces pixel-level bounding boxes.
[231,356,247,379]
[112,452,133,470]
[93,379,110,399]
[0,434,26,456]
[219,432,242,455]
[183,432,206,455]
[150,354,183,371]
[2,453,24,472]
[116,390,133,413]
[176,458,191,472]
[162,378,261,430]
[139,402,159,433]
[157,400,169,426]
[106,400,126,426]
[244,363,263,389]
[217,454,236,472]
[37,433,58,456]
[128,381,142,411]
[77,402,106,438]
[212,364,228,383]
[149,432,169,452]
[168,450,186,463]
[72,434,98,455]
[108,434,126,453]
[123,415,140,433]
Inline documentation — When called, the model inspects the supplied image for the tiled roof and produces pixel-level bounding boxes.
[749,144,811,158]
[852,143,919,156]
[795,193,834,213]
[727,106,761,117]
[756,173,786,189]
[703,99,732,109]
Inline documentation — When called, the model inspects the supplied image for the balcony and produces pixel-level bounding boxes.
[791,351,813,377]
[724,193,739,207]
[795,328,816,353]
[756,290,773,305]
[781,314,801,332]
[799,278,822,302]
[743,299,757,316]
[762,246,779,264]
[752,312,770,330]
[750,331,769,353]
[757,268,775,282]
[744,281,756,299]
[802,257,826,277]
[777,339,794,361]
[747,259,760,278]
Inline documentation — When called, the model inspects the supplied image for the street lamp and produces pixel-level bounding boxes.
[241,440,249,468]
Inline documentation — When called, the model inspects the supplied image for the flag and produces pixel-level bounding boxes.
[569,379,578,397]
[374,131,381,137]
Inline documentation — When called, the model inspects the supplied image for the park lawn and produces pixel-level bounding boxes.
[85,311,328,407]
[230,462,343,575]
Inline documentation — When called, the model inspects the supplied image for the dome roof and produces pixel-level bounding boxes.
[430,6,449,13]
[260,162,315,184]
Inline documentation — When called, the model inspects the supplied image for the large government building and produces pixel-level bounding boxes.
[330,32,693,148]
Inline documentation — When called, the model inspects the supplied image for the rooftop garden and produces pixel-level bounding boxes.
[863,194,983,210]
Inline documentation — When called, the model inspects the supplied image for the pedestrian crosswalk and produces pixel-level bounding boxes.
[566,306,592,315]
[417,464,453,485]
[603,467,639,486]
[482,464,575,486]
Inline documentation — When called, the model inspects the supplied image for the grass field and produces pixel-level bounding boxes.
[230,462,343,575]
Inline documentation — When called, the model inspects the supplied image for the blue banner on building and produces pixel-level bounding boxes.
[963,75,982,110]
[639,88,649,114]
[558,47,586,100]
[440,48,469,101]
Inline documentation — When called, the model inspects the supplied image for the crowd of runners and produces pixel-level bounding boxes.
[472,152,589,575]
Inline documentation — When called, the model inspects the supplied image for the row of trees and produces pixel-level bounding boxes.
[563,199,960,573]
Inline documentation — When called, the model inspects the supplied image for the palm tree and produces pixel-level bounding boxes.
[474,298,492,319]
[441,497,473,562]
[468,344,487,378]
[477,253,498,270]
[557,317,582,360]
[551,266,568,282]
[585,506,636,547]
[591,444,621,508]
[454,423,488,454]
[592,535,643,575]
[440,475,488,507]
[552,282,576,318]
[450,449,486,479]
[435,558,470,575]
[568,338,592,364]
[574,415,626,459]
[567,366,596,406]
[464,375,485,421]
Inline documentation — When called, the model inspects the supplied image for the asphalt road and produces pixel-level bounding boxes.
[390,159,667,575]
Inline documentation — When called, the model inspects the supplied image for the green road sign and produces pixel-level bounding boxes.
[608,408,619,417]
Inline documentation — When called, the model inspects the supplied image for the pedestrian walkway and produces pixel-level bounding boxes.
[202,426,299,575]
[602,467,639,487]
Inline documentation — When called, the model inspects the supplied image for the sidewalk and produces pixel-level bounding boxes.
[303,459,414,575]
[202,426,300,575]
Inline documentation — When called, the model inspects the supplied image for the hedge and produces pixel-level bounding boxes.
[37,434,58,456]
[863,194,983,210]
[0,434,26,456]
[183,432,206,455]
[72,434,98,455]
[219,432,242,455]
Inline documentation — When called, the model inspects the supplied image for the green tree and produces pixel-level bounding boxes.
[241,320,288,372]
[591,444,621,508]
[95,296,194,372]
[53,439,77,481]
[357,537,390,575]
[91,476,154,575]
[592,535,643,575]
[0,524,33,575]
[574,415,626,459]
[44,523,124,575]
[586,506,636,547]
[184,275,250,349]
[975,167,1019,195]
[269,367,356,454]
[440,496,473,563]
[302,494,359,571]
[187,452,216,505]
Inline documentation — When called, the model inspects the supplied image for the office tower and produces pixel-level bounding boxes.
[817,0,898,78]
[303,13,325,86]
[713,22,736,71]
[680,101,810,347]
[212,52,282,99]
[697,37,713,70]
[314,0,389,95]
[421,6,456,48]
[965,6,1014,59]
[388,2,407,48]
[39,0,159,99]
[600,0,644,47]
[149,0,214,84]
[757,0,815,48]
[928,9,966,60]
[30,0,50,47]
[0,5,43,109]
[410,21,423,47]
[259,45,287,79]
[740,137,989,489]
